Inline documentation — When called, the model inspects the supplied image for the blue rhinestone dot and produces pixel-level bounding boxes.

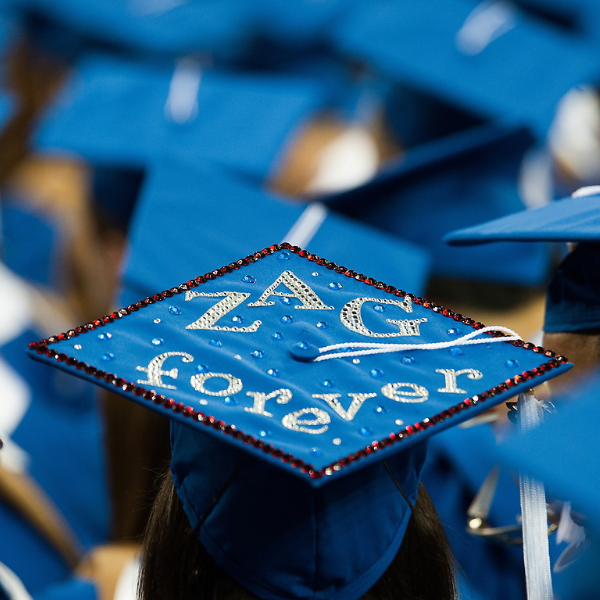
[370,369,384,378]
[168,306,182,315]
[278,251,292,260]
[402,356,415,365]
[209,339,223,348]
[232,315,245,324]
[373,304,387,313]
[272,332,284,340]
[298,341,310,350]
[281,297,294,305]
[251,350,265,359]
[266,369,279,378]
[242,275,255,283]
[360,427,373,437]
[316,321,329,329]
[328,282,343,290]
[101,353,114,361]
[310,448,323,457]
[447,327,460,336]
[375,405,388,414]
[258,430,271,438]
[223,397,237,406]
[281,315,294,324]
[151,338,164,346]
[98,332,112,340]
[450,347,463,356]
[321,380,334,388]
[196,364,209,373]
[505,359,519,368]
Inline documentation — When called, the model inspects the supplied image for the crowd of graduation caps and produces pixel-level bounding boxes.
[0,0,599,598]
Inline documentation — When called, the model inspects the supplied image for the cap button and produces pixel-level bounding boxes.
[290,342,320,362]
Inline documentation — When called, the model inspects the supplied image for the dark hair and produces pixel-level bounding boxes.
[139,472,457,600]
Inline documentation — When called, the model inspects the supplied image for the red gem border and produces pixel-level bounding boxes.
[28,243,569,480]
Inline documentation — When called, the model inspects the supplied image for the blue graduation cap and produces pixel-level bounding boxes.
[34,54,328,182]
[445,187,600,332]
[322,122,551,286]
[10,0,255,61]
[332,0,600,138]
[498,372,600,599]
[444,187,600,244]
[28,241,570,600]
[0,195,63,290]
[120,155,431,306]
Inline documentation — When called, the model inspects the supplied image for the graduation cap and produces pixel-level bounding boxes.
[498,372,600,599]
[34,55,328,181]
[322,122,551,286]
[332,0,600,138]
[11,0,255,61]
[28,241,570,600]
[119,155,432,307]
[445,186,600,332]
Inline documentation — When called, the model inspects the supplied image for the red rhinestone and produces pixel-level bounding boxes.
[405,425,415,435]
[172,403,184,412]
[298,250,308,258]
[122,383,134,392]
[280,242,291,250]
[288,246,300,253]
[163,399,175,409]
[307,254,318,262]
[317,258,328,266]
[65,356,77,366]
[94,370,106,379]
[365,277,376,286]
[345,269,357,278]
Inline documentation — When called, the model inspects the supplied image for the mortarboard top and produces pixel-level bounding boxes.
[119,156,431,306]
[28,240,570,600]
[332,0,600,138]
[34,54,327,181]
[323,122,551,285]
[445,186,600,333]
[445,186,600,244]
[9,0,255,61]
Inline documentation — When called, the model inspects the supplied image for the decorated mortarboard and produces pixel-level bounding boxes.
[323,122,551,285]
[28,242,570,600]
[119,156,431,307]
[332,0,600,138]
[34,55,327,181]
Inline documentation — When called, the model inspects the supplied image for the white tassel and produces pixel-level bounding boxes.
[518,390,554,600]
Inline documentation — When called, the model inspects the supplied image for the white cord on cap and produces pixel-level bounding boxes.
[314,326,522,361]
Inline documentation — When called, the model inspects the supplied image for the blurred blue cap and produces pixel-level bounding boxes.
[498,371,600,598]
[120,155,431,306]
[34,55,327,181]
[0,196,62,289]
[445,187,600,332]
[10,0,255,61]
[28,234,570,599]
[323,122,551,285]
[445,187,600,244]
[333,0,600,138]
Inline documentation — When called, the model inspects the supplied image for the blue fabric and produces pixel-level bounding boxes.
[34,577,97,600]
[9,0,255,62]
[544,243,600,332]
[0,199,61,289]
[1,329,109,594]
[34,55,328,181]
[27,243,571,599]
[324,123,551,285]
[333,0,600,138]
[445,192,600,245]
[498,372,600,598]
[119,156,431,306]
[172,421,422,600]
